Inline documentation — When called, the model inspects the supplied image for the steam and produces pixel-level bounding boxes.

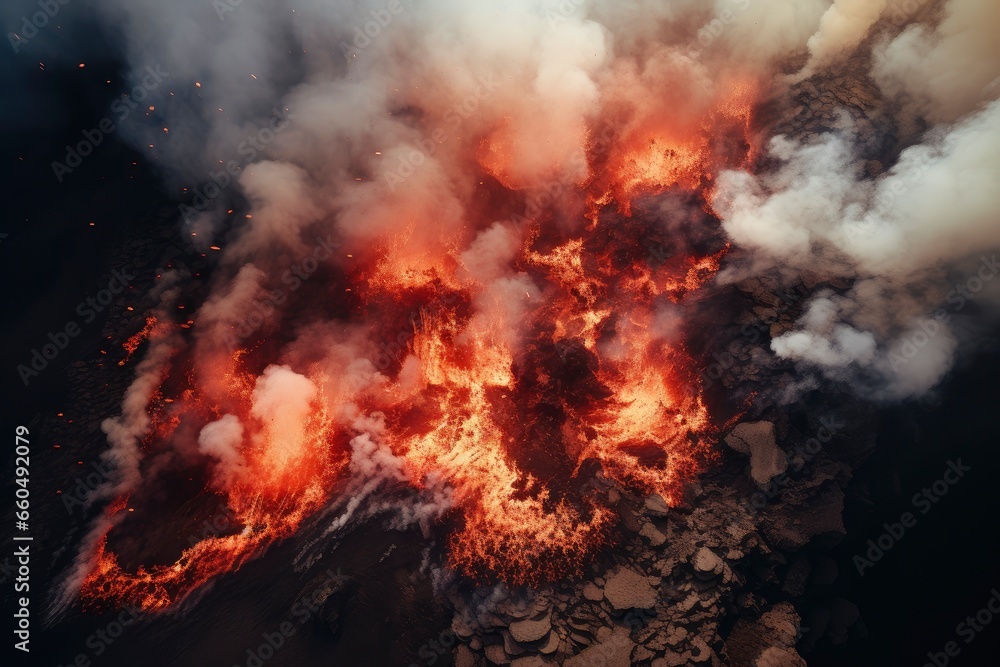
[197,415,246,490]
[873,0,1000,122]
[799,0,888,77]
[716,32,1000,400]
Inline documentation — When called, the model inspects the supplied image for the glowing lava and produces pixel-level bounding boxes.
[78,77,759,609]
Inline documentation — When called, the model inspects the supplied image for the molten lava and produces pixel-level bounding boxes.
[79,78,759,609]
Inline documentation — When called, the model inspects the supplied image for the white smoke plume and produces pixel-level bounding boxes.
[197,414,246,490]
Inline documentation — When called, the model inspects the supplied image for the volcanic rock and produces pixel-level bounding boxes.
[453,614,476,638]
[677,592,700,613]
[691,547,724,580]
[755,647,807,667]
[782,559,811,597]
[644,494,670,517]
[502,630,527,656]
[665,625,688,647]
[562,626,634,667]
[582,583,604,601]
[640,521,667,546]
[725,421,787,485]
[760,482,846,550]
[726,603,804,667]
[665,651,693,666]
[539,631,559,655]
[690,636,713,662]
[510,657,546,667]
[633,645,656,662]
[484,643,510,665]
[455,645,480,667]
[604,567,658,610]
[509,611,551,644]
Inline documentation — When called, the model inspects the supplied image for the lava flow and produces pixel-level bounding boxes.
[75,74,760,610]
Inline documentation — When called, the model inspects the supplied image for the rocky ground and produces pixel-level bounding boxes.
[432,29,921,667]
[438,409,869,667]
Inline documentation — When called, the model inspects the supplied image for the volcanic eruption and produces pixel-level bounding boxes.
[35,0,1000,664]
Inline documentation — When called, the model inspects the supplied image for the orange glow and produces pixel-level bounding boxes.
[81,349,346,611]
[118,316,161,366]
[79,76,760,609]
[593,76,759,215]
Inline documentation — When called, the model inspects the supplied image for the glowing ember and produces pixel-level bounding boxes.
[79,78,759,610]
[118,316,161,367]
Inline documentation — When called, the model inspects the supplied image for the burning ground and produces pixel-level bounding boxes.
[22,0,1000,665]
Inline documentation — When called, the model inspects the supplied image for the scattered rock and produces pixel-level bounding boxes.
[640,521,667,546]
[604,567,658,610]
[783,560,811,597]
[726,603,804,667]
[690,637,713,663]
[761,483,846,550]
[455,645,480,667]
[583,583,604,601]
[665,625,688,647]
[692,547,724,580]
[725,421,787,485]
[644,494,670,517]
[539,631,560,655]
[755,647,807,667]
[484,643,509,665]
[453,615,476,639]
[563,627,635,667]
[502,630,526,656]
[509,612,552,643]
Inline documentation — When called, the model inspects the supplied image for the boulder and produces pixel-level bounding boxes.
[563,627,634,667]
[725,421,786,485]
[691,547,724,580]
[509,612,552,644]
[604,567,658,610]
